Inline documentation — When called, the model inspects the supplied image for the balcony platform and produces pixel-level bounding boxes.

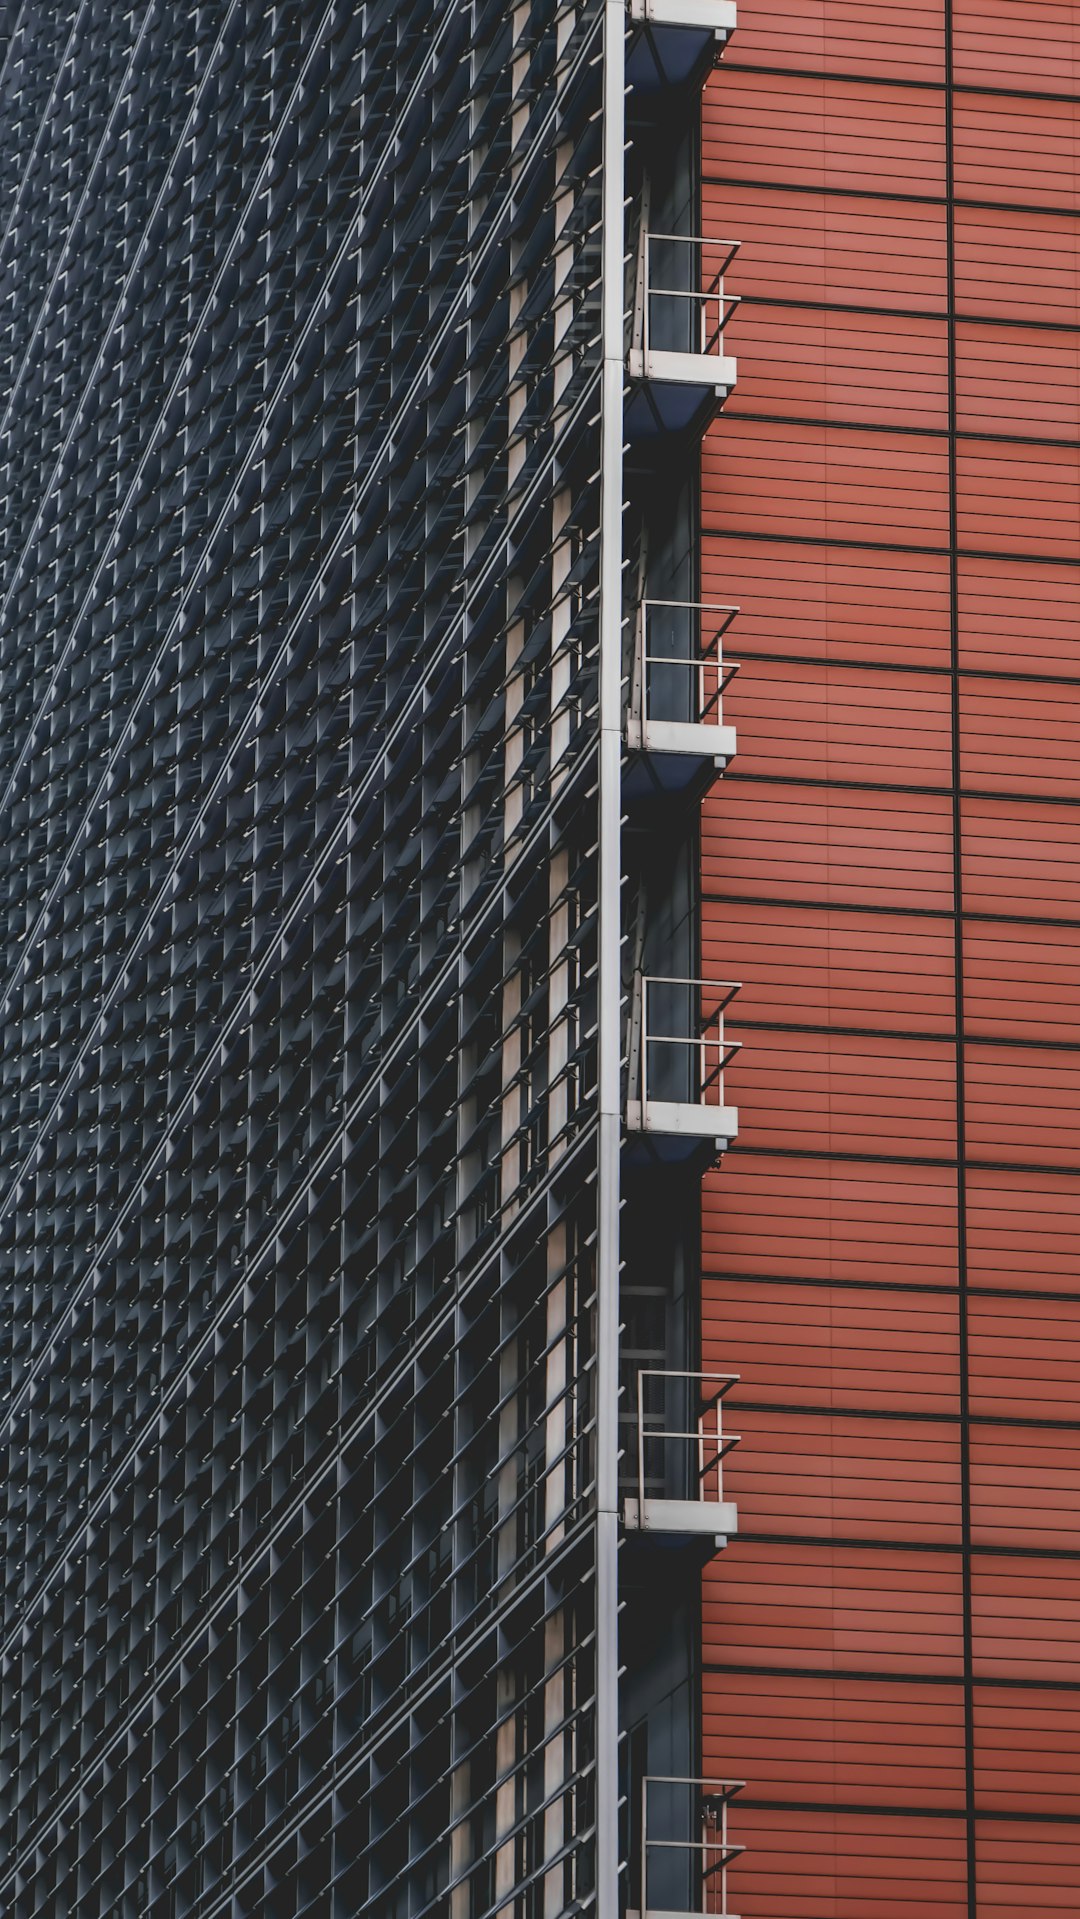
[626,346,737,442]
[623,1495,738,1545]
[627,716,737,767]
[626,0,737,92]
[626,1097,738,1151]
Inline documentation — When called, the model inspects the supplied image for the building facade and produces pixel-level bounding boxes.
[3,1,1080,1917]
[702,4,1080,1913]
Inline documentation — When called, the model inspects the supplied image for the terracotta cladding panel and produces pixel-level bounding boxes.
[727,659,952,786]
[975,1690,1080,1817]
[962,796,1080,916]
[954,0,1080,91]
[969,1294,1080,1421]
[702,783,955,910]
[730,1808,968,1919]
[954,94,1080,212]
[704,420,950,546]
[702,901,956,1033]
[702,1280,960,1414]
[703,1674,966,1808]
[703,1539,965,1673]
[723,304,948,430]
[703,1155,959,1286]
[960,678,1080,799]
[965,922,1080,1046]
[704,183,947,310]
[703,71,946,196]
[971,1426,1080,1553]
[956,206,1080,325]
[717,0,945,82]
[729,1027,957,1158]
[957,323,1080,438]
[703,536,951,670]
[957,555,1080,676]
[967,1166,1080,1292]
[965,1042,1080,1170]
[973,1558,1080,1681]
[726,1408,962,1543]
[957,441,1080,562]
[700,18,1080,1881]
[976,1823,1080,1910]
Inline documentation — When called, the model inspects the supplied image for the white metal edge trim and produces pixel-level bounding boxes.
[628,0,737,28]
[624,1497,738,1536]
[641,719,737,761]
[597,5,626,1916]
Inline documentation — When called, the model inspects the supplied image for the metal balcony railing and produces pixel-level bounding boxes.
[634,1776,746,1919]
[624,1369,739,1541]
[626,974,740,1148]
[626,598,739,767]
[629,234,740,391]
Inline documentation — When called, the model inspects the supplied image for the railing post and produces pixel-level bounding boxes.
[643,231,651,356]
[633,599,647,731]
[640,973,649,1112]
[638,1368,646,1515]
[641,1774,649,1918]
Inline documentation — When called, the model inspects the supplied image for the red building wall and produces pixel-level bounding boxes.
[701,4,1080,1911]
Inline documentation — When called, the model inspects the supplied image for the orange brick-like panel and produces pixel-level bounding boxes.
[705,1672,967,1809]
[730,1809,968,1919]
[705,183,947,311]
[724,303,948,430]
[704,70,946,197]
[703,1155,960,1286]
[956,206,1080,325]
[957,322,1080,439]
[728,1027,957,1159]
[975,1689,1080,1817]
[703,1539,965,1674]
[719,0,945,82]
[960,676,1080,800]
[958,440,1080,563]
[976,1821,1080,1912]
[703,535,951,669]
[703,783,955,911]
[728,659,952,787]
[704,420,950,547]
[954,0,1080,92]
[724,1407,962,1544]
[967,1166,1080,1292]
[958,554,1080,676]
[973,1558,1080,1682]
[971,1425,1080,1553]
[704,1279,960,1414]
[955,92,1080,211]
[969,1294,1080,1422]
[704,901,956,1033]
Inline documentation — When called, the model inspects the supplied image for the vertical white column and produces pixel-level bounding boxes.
[596,2,625,1915]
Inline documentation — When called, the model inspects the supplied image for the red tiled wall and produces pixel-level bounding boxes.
[702,3,1080,1910]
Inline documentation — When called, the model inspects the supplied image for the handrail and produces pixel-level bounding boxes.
[633,598,740,732]
[641,233,741,358]
[640,1775,746,1917]
[638,974,741,1111]
[635,1369,740,1516]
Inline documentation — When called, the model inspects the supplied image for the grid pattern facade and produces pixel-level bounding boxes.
[0,5,615,1915]
[702,3,1080,1913]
